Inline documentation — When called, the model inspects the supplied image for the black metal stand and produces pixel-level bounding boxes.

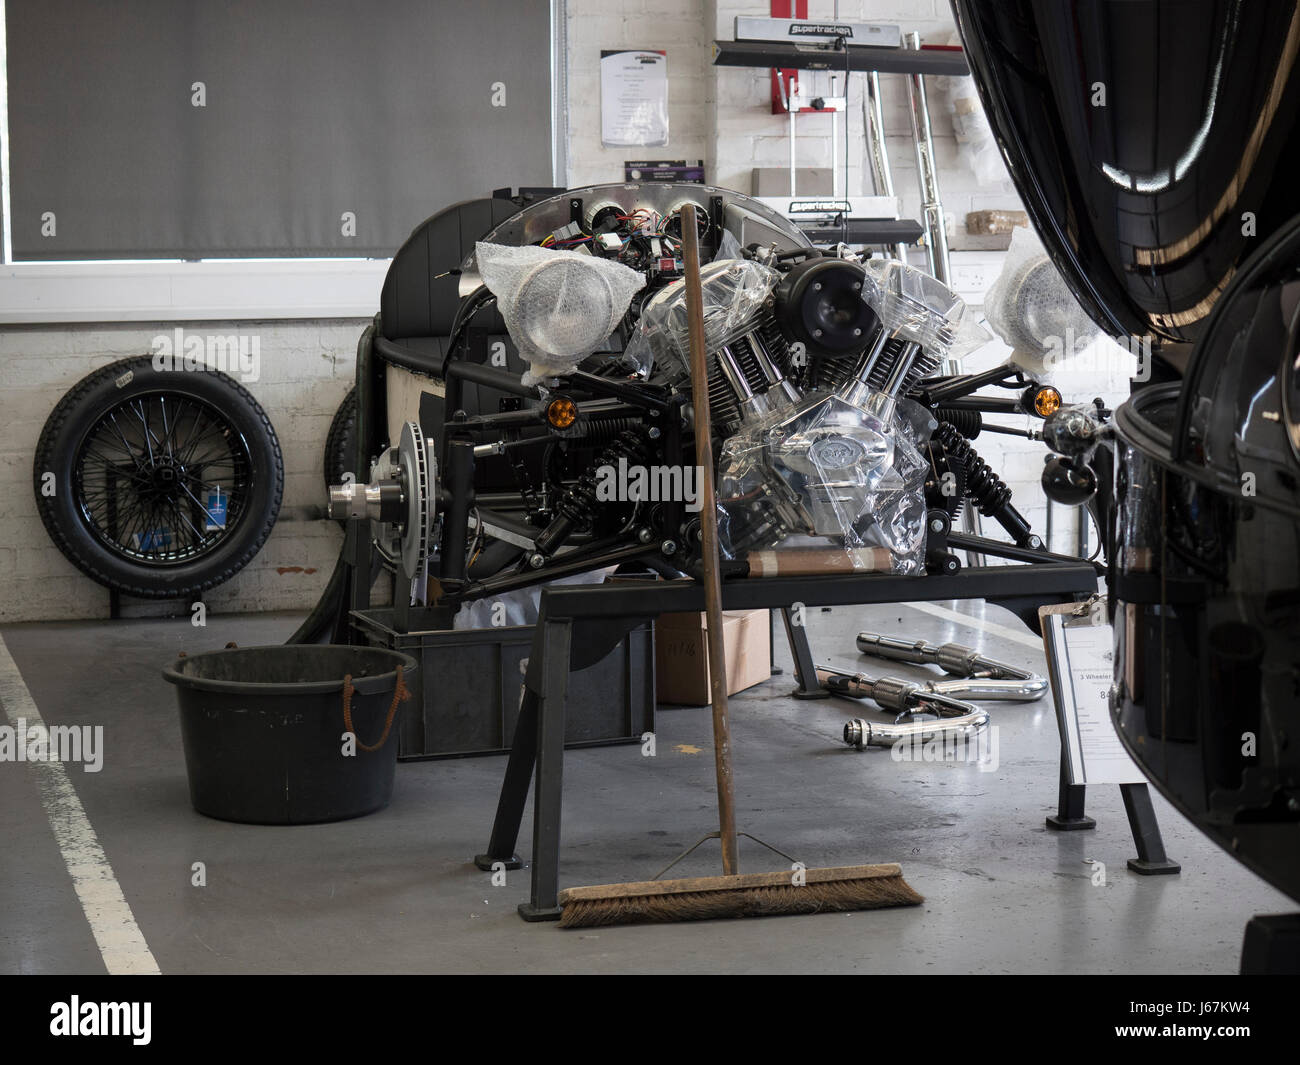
[1045,736,1181,875]
[1045,761,1095,831]
[475,562,1098,920]
[1119,782,1181,874]
[782,605,827,699]
[768,609,783,676]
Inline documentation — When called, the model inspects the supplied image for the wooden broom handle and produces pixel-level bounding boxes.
[680,204,740,877]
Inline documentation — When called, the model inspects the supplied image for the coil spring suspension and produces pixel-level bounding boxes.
[582,414,644,444]
[933,421,1037,548]
[533,430,651,557]
[934,407,982,439]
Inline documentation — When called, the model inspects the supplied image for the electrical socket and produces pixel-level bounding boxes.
[950,257,1002,299]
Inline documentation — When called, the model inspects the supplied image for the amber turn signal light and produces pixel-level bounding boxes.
[1032,386,1062,417]
[546,396,578,429]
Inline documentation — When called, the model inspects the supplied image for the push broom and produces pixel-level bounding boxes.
[557,205,923,928]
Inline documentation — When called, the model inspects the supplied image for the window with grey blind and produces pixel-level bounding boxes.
[4,0,561,261]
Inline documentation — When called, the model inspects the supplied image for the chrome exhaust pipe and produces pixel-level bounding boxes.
[816,665,991,750]
[841,710,990,751]
[855,632,1047,701]
[922,676,1049,702]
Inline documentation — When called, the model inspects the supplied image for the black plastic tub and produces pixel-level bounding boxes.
[163,645,418,825]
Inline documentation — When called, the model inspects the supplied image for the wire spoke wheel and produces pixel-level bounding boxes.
[75,392,253,566]
[34,356,283,599]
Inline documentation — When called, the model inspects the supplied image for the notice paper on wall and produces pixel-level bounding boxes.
[1041,602,1146,785]
[601,50,669,147]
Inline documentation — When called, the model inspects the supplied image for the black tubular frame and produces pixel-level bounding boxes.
[338,317,1097,648]
[434,353,688,601]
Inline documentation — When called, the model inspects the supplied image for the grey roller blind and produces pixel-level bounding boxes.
[5,0,555,260]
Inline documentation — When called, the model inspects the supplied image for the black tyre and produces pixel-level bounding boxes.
[322,387,358,500]
[33,355,284,599]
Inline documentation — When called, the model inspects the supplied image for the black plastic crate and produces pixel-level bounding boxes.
[351,608,655,760]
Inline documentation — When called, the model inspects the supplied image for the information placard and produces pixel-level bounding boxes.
[601,50,669,147]
[1041,603,1146,785]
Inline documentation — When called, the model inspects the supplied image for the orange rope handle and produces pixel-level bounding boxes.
[341,665,411,752]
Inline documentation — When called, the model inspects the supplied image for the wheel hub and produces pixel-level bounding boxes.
[144,460,185,502]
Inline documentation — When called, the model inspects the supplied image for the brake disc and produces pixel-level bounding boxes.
[397,421,437,579]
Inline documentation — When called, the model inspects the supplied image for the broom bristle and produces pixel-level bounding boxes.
[557,865,923,929]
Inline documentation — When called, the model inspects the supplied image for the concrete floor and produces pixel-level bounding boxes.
[0,599,1292,975]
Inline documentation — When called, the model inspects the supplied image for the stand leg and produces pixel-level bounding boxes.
[520,617,571,922]
[348,522,372,625]
[769,608,783,675]
[1046,757,1095,830]
[782,606,828,699]
[473,686,538,873]
[1120,782,1180,875]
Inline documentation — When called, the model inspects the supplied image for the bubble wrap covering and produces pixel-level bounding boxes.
[474,242,645,385]
[864,258,991,361]
[937,67,1011,187]
[636,259,780,373]
[983,227,1101,374]
[714,393,929,575]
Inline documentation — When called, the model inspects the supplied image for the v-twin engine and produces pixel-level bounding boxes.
[639,253,961,571]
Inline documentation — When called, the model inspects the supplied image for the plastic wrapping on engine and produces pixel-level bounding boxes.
[474,241,645,385]
[713,391,930,576]
[864,258,991,361]
[635,259,781,375]
[696,255,984,576]
[620,329,655,380]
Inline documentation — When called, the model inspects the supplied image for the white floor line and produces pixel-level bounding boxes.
[902,599,1045,651]
[0,634,160,975]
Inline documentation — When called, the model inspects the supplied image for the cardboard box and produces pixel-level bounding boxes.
[655,609,772,705]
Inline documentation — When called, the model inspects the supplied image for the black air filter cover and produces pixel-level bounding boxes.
[774,257,878,355]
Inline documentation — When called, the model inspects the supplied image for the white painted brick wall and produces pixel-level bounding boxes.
[0,321,365,622]
[565,0,711,188]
